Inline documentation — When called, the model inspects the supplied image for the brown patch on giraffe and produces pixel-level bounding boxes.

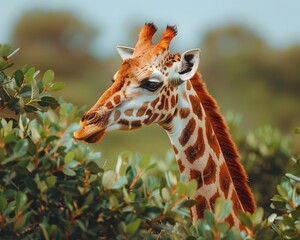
[182,91,188,102]
[118,119,129,126]
[171,95,176,107]
[105,101,113,109]
[157,95,165,110]
[173,145,179,155]
[124,109,133,117]
[148,113,159,124]
[184,127,205,163]
[131,120,142,128]
[177,159,185,172]
[113,95,121,104]
[179,118,196,146]
[151,97,159,108]
[206,118,220,158]
[190,169,203,188]
[189,95,203,120]
[225,214,235,227]
[203,155,217,185]
[174,108,178,116]
[219,162,231,199]
[165,98,169,109]
[179,108,190,119]
[209,191,221,212]
[163,114,173,125]
[166,61,173,68]
[137,102,148,117]
[145,109,152,117]
[114,110,121,121]
[190,73,256,213]
[195,195,209,218]
[187,81,192,90]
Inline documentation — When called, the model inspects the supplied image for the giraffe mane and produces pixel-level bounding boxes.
[190,72,256,213]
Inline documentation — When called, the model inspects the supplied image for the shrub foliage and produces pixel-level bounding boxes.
[0,44,300,239]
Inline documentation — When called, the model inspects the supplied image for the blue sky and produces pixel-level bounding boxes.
[1,0,300,56]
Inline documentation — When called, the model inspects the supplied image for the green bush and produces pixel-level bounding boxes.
[1,44,299,239]
[226,112,292,212]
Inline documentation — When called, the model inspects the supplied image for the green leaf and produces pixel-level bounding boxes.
[271,194,286,202]
[64,151,75,164]
[253,207,264,225]
[216,222,230,233]
[50,82,64,91]
[268,213,277,223]
[24,104,39,112]
[38,96,59,109]
[277,185,288,198]
[237,211,253,229]
[109,195,119,209]
[19,85,32,98]
[180,199,196,208]
[25,67,35,84]
[42,69,55,87]
[102,170,115,189]
[186,179,197,196]
[31,80,39,100]
[31,126,40,144]
[14,70,24,87]
[161,187,170,201]
[113,176,128,189]
[204,210,215,228]
[14,212,31,230]
[14,139,29,158]
[16,192,27,213]
[285,173,300,182]
[127,219,141,234]
[45,175,57,188]
[215,198,225,220]
[87,161,101,174]
[62,167,76,176]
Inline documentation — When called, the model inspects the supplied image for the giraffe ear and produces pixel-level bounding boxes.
[177,49,201,81]
[116,46,135,60]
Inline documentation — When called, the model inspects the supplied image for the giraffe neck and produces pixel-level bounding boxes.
[162,80,244,226]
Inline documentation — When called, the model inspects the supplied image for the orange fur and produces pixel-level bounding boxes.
[190,73,256,213]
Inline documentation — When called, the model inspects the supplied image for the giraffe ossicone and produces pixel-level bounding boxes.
[74,22,256,227]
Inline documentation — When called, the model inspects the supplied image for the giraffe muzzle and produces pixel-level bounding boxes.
[73,111,109,143]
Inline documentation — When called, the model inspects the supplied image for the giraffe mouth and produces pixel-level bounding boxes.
[85,130,106,143]
[73,127,106,143]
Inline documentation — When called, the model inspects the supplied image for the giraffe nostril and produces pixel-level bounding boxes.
[83,111,98,124]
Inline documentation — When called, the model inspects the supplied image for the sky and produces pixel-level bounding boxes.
[1,0,300,56]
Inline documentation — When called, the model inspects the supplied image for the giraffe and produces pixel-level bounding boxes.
[73,23,256,226]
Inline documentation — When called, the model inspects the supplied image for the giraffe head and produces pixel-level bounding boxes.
[74,23,200,143]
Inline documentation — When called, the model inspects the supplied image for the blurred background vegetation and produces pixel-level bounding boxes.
[2,8,300,213]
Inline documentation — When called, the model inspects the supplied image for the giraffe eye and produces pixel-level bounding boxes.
[140,80,163,92]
